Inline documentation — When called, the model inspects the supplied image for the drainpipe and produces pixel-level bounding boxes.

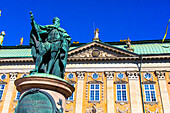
[139,55,145,113]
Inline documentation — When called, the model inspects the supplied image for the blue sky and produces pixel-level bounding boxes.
[0,0,170,46]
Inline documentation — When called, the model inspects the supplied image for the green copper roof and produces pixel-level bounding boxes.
[115,43,170,54]
[0,49,32,58]
[0,47,79,58]
[0,42,170,58]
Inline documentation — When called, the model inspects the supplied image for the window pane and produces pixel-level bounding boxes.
[0,90,3,100]
[122,91,127,101]
[151,91,156,101]
[144,85,149,90]
[95,90,99,101]
[122,84,126,90]
[91,84,94,89]
[68,94,74,100]
[95,84,99,89]
[117,84,121,90]
[145,91,151,101]
[67,84,74,100]
[117,91,121,101]
[0,85,5,100]
[1,85,5,90]
[150,85,154,90]
[90,90,94,100]
[16,92,21,100]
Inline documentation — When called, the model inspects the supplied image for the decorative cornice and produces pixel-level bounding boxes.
[68,41,137,57]
[88,100,101,103]
[104,71,114,80]
[68,80,76,84]
[67,56,140,61]
[144,101,158,106]
[0,58,33,63]
[0,80,7,84]
[86,80,103,84]
[142,80,156,84]
[114,80,128,84]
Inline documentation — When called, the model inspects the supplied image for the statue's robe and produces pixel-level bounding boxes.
[30,22,71,78]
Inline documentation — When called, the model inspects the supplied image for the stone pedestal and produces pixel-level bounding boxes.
[14,73,75,113]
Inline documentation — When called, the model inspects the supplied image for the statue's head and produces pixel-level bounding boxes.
[53,17,60,27]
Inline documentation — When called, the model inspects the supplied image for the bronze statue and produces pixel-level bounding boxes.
[29,11,71,78]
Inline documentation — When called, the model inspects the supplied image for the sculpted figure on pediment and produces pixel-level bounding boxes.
[71,48,114,58]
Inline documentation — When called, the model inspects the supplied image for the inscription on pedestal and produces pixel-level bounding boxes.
[15,89,56,113]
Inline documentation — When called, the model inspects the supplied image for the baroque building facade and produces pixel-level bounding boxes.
[0,38,170,113]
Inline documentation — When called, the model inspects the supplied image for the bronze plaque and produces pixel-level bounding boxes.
[15,89,56,113]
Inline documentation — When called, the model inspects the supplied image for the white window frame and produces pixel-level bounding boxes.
[116,84,127,101]
[0,84,5,100]
[144,84,157,102]
[89,84,100,101]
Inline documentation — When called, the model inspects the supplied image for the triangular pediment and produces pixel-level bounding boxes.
[68,41,139,61]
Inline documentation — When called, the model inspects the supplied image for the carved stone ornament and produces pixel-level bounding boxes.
[155,71,166,79]
[143,72,153,81]
[115,101,128,105]
[126,71,139,79]
[76,72,85,80]
[65,106,73,112]
[66,100,74,104]
[116,107,128,113]
[9,72,18,80]
[104,71,114,80]
[146,108,159,113]
[144,101,158,106]
[70,48,115,58]
[85,105,104,113]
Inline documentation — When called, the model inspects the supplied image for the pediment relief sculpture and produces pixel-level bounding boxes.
[68,41,138,61]
[69,48,115,58]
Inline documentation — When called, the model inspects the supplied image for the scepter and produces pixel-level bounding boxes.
[30,11,41,48]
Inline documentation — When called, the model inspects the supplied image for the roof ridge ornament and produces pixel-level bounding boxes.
[0,31,5,46]
[120,37,134,52]
[93,28,101,42]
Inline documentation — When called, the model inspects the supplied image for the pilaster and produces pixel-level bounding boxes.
[2,72,18,113]
[127,71,143,113]
[75,71,85,113]
[105,71,114,113]
[155,71,170,113]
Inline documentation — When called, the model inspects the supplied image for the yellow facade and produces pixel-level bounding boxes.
[0,40,170,113]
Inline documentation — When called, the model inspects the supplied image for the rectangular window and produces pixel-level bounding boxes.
[90,84,100,101]
[67,84,74,100]
[15,91,21,100]
[116,84,127,101]
[144,84,156,102]
[0,84,5,100]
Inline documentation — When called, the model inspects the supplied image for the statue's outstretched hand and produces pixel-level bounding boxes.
[30,11,34,20]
